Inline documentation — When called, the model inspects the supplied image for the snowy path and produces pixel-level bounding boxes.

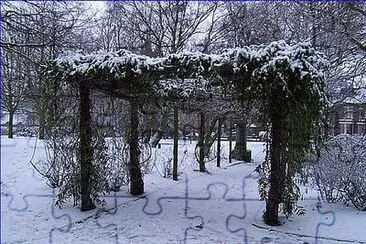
[1,136,366,243]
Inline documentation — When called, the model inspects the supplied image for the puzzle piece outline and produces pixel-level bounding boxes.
[314,198,336,244]
[141,173,263,244]
[142,174,205,244]
[48,189,73,243]
[3,145,338,244]
[225,174,261,244]
[92,189,338,244]
[2,182,339,244]
[92,192,138,244]
[1,188,73,244]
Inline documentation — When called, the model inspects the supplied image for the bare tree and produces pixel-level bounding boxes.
[1,50,28,138]
[1,1,93,139]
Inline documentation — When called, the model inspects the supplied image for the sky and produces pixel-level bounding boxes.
[86,1,107,17]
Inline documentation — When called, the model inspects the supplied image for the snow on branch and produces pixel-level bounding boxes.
[51,40,328,101]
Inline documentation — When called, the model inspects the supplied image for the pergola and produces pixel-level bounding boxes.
[50,40,327,225]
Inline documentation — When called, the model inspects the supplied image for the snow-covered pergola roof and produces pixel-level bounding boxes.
[52,40,327,102]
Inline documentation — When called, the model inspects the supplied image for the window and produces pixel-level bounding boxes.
[359,110,365,119]
[346,124,352,134]
[344,106,353,119]
[357,124,365,134]
[339,123,347,134]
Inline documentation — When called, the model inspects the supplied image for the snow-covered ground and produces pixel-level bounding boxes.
[1,136,366,244]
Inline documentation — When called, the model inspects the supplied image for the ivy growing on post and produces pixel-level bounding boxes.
[79,84,95,211]
[247,42,328,225]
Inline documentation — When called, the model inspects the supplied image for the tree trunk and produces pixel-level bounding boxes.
[202,118,218,158]
[150,130,163,148]
[229,122,233,164]
[38,114,45,140]
[264,100,285,226]
[143,129,151,143]
[129,100,144,195]
[8,110,14,139]
[79,85,95,212]
[39,125,45,139]
[217,118,223,167]
[150,111,169,148]
[173,105,179,180]
[310,2,317,48]
[232,120,251,162]
[198,112,206,172]
[236,121,247,150]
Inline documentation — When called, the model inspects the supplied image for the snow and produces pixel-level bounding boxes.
[54,41,327,86]
[157,78,210,99]
[257,41,327,85]
[2,136,365,243]
[343,88,366,104]
[51,41,328,105]
[56,50,161,79]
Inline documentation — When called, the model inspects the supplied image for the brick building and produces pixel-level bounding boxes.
[332,89,366,135]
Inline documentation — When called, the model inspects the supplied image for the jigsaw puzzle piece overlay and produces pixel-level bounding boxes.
[50,216,118,244]
[314,199,336,244]
[2,186,113,244]
[142,174,261,243]
[51,191,139,244]
[143,185,204,244]
[225,175,265,244]
[90,192,142,244]
[184,175,261,244]
[184,183,244,243]
[1,188,72,244]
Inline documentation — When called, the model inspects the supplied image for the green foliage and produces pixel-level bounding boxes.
[252,42,328,217]
[39,69,128,207]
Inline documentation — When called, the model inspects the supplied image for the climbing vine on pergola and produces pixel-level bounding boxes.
[48,40,327,226]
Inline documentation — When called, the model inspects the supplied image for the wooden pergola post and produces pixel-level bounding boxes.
[129,100,144,195]
[79,84,95,211]
[229,122,232,164]
[173,104,179,180]
[216,117,223,167]
[263,85,286,226]
[198,111,206,172]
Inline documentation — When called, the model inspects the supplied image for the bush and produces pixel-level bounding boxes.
[31,89,131,208]
[307,134,366,210]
